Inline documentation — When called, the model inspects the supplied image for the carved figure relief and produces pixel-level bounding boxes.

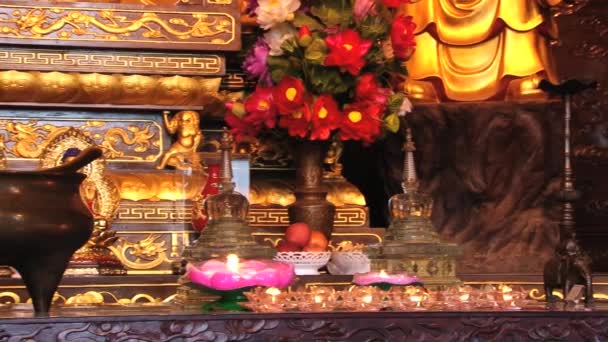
[157,110,203,170]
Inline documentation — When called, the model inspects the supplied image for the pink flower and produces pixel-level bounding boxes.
[242,38,272,86]
[353,0,376,20]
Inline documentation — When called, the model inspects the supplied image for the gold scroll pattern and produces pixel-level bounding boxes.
[0,70,222,106]
[0,291,176,305]
[0,5,236,47]
[0,48,224,76]
[0,118,162,162]
[248,207,368,227]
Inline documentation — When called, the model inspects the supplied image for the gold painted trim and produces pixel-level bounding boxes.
[0,48,225,76]
[0,4,237,46]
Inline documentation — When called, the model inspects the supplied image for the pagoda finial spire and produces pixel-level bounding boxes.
[402,128,419,193]
[219,127,235,192]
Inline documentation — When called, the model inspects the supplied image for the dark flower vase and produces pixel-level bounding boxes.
[0,147,101,315]
[288,140,335,240]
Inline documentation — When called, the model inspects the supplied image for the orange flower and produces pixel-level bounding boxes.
[324,29,372,76]
[310,94,341,140]
[272,76,307,114]
[278,104,311,138]
[339,102,383,144]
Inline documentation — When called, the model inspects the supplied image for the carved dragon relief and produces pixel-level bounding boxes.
[0,6,235,45]
[0,118,161,162]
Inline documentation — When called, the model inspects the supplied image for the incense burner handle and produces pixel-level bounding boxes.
[40,147,103,174]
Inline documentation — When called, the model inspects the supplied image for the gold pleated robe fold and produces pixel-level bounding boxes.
[403,0,559,101]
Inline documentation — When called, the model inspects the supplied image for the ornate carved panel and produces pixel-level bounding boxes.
[0,1,240,51]
[0,116,163,163]
[0,312,607,341]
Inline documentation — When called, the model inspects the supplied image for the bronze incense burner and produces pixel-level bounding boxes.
[0,147,101,315]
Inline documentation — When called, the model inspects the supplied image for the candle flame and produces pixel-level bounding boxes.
[459,293,470,302]
[362,294,373,304]
[501,285,512,293]
[266,287,281,296]
[379,270,388,278]
[226,254,239,273]
[314,295,323,304]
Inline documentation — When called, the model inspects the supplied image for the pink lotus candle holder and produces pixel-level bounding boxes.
[186,254,295,311]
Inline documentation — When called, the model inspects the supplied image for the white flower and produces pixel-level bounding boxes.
[398,97,413,116]
[263,23,296,56]
[255,0,301,30]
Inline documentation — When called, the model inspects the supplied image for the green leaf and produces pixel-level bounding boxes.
[304,38,327,64]
[384,113,400,133]
[310,0,352,28]
[292,12,324,31]
[360,15,389,41]
[388,93,405,113]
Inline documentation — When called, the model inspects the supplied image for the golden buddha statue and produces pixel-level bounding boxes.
[157,110,203,170]
[402,0,562,102]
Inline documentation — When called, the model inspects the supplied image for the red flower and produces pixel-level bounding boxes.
[391,15,416,59]
[310,94,341,140]
[244,87,277,129]
[355,73,390,109]
[225,113,261,142]
[298,25,311,39]
[272,76,307,114]
[278,104,311,138]
[382,0,411,8]
[324,29,372,76]
[339,102,383,145]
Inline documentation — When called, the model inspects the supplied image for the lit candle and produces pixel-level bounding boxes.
[266,287,281,304]
[186,255,295,291]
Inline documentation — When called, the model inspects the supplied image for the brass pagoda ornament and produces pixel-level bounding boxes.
[377,128,461,287]
[181,128,274,261]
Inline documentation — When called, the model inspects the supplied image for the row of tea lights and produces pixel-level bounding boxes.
[243,284,530,313]
[186,254,534,312]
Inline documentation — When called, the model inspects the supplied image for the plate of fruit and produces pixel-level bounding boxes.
[273,223,331,275]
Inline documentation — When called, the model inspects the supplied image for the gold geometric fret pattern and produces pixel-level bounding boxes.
[0,48,224,75]
[116,203,193,223]
[0,118,162,162]
[0,4,237,48]
[248,207,368,227]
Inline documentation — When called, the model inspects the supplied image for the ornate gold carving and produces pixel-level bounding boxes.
[110,171,207,201]
[157,110,204,170]
[0,5,236,46]
[0,142,5,170]
[0,118,162,162]
[0,291,21,304]
[247,207,368,227]
[0,70,222,106]
[109,235,170,270]
[116,203,194,223]
[0,48,224,75]
[63,291,174,305]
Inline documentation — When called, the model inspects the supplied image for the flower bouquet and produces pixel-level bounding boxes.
[225,0,416,238]
[227,0,415,144]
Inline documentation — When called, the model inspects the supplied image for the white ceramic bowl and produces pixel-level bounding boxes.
[273,252,331,275]
[327,252,371,275]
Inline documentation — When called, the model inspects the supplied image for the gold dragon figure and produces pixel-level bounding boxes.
[1,8,232,40]
[101,125,156,159]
